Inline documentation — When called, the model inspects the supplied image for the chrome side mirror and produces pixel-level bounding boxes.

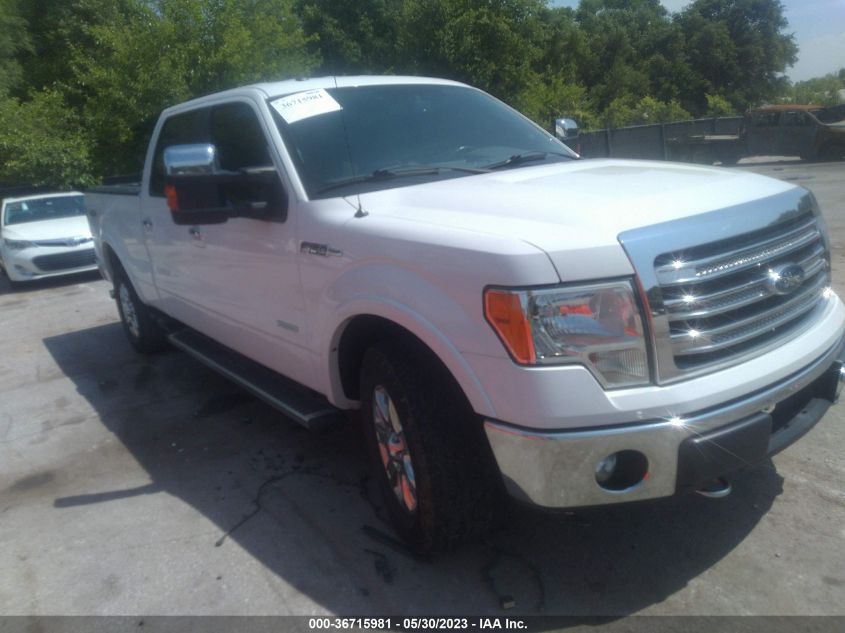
[555,118,579,139]
[164,144,218,176]
[163,142,287,226]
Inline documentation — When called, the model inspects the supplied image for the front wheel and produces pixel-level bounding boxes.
[114,272,167,353]
[819,141,845,161]
[360,341,501,554]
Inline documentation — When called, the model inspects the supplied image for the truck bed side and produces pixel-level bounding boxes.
[86,184,158,304]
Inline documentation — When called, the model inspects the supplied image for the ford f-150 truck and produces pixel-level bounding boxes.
[86,76,845,553]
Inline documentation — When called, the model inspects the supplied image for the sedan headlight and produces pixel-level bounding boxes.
[3,238,35,250]
[484,280,650,388]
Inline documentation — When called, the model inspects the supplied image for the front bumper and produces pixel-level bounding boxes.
[484,336,845,508]
[1,245,98,282]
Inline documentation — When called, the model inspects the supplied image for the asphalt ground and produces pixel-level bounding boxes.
[0,159,843,619]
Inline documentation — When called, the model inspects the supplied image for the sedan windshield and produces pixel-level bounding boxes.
[3,195,85,226]
[270,84,576,199]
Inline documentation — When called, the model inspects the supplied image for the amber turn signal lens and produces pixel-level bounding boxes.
[484,289,536,364]
[164,184,180,212]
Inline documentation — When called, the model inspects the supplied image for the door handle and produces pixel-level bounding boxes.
[142,218,153,230]
[188,226,206,248]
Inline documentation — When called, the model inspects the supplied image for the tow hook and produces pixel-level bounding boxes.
[695,477,732,499]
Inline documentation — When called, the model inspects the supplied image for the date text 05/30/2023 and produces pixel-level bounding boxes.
[307,617,528,630]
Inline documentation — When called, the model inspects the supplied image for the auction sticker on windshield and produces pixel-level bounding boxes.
[270,89,343,124]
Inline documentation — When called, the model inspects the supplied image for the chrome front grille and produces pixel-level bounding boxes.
[656,213,829,369]
[618,188,832,384]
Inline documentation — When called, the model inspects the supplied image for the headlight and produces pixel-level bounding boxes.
[484,280,650,388]
[3,238,35,250]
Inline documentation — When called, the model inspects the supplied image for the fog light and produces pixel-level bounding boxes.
[595,454,618,484]
[594,450,649,491]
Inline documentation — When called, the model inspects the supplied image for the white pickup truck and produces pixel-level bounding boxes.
[86,76,845,553]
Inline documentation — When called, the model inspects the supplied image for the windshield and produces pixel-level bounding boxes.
[270,84,575,198]
[3,195,85,226]
[812,104,845,125]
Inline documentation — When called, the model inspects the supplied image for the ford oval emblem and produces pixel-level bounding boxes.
[767,263,805,295]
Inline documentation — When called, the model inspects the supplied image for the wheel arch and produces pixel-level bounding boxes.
[100,240,120,280]
[100,239,159,305]
[327,309,496,418]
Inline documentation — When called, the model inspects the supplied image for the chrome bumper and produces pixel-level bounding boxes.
[484,336,845,508]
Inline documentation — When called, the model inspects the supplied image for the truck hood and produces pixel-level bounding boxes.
[2,215,92,242]
[356,159,798,281]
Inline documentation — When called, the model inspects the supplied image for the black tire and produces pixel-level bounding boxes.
[360,340,502,554]
[819,142,845,162]
[114,270,167,353]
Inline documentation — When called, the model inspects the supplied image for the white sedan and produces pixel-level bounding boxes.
[0,191,97,283]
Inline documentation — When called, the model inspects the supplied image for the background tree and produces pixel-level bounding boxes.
[601,95,691,127]
[0,0,812,187]
[704,93,736,116]
[0,0,30,98]
[297,0,402,74]
[0,91,94,188]
[68,0,319,175]
[676,0,797,112]
[399,0,547,104]
[785,70,845,106]
[572,0,693,111]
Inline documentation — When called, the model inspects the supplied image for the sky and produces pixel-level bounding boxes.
[550,0,845,82]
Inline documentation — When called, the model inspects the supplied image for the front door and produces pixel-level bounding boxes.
[142,100,312,386]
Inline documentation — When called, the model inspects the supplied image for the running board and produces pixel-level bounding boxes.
[168,329,344,430]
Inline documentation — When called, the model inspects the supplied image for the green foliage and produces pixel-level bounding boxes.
[69,0,319,175]
[297,0,402,73]
[517,74,599,130]
[0,0,30,98]
[572,0,694,111]
[784,70,845,106]
[676,0,797,112]
[0,91,95,188]
[601,95,691,128]
[399,0,548,102]
[0,0,814,185]
[705,93,736,116]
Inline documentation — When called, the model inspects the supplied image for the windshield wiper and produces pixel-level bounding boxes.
[315,165,490,195]
[483,151,573,170]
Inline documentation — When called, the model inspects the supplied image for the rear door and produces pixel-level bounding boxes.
[777,110,816,158]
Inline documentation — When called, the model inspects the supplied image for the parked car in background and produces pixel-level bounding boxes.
[743,104,845,160]
[667,104,845,164]
[0,191,97,284]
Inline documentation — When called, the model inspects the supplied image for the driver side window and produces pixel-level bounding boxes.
[210,103,273,172]
[149,108,210,197]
